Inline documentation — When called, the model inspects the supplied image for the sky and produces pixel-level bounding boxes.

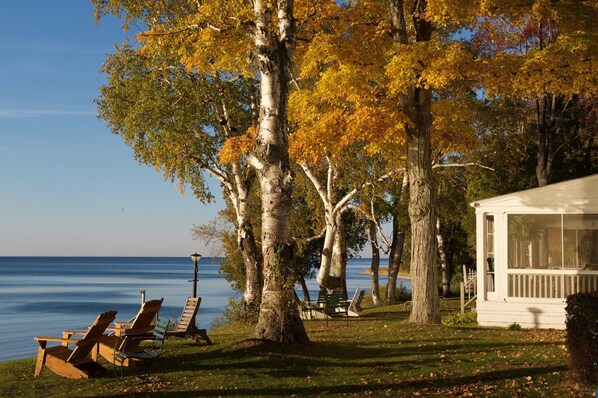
[0,2,223,256]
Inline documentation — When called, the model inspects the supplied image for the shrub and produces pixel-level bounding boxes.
[565,291,598,386]
[210,297,260,329]
[442,311,477,326]
[366,283,412,307]
[506,322,522,331]
[395,282,412,302]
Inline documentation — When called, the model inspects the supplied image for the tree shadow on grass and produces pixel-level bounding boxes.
[121,335,565,381]
[102,363,567,397]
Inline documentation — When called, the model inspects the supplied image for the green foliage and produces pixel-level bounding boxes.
[506,322,522,331]
[565,291,598,386]
[371,283,411,307]
[393,283,412,303]
[96,40,257,201]
[217,297,261,326]
[442,311,478,326]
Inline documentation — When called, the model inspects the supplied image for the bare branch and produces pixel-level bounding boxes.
[301,227,326,243]
[300,163,328,206]
[334,167,405,215]
[432,162,494,171]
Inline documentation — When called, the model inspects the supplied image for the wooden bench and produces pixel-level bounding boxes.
[323,292,349,325]
[302,292,350,325]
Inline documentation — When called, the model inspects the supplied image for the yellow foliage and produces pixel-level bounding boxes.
[474,0,597,99]
[425,0,477,26]
[386,42,476,95]
[481,33,597,99]
[218,128,256,164]
[431,100,478,154]
[138,0,254,75]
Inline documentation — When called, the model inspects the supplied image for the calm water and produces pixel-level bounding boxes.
[0,257,409,362]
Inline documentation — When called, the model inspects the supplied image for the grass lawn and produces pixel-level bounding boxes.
[0,299,594,397]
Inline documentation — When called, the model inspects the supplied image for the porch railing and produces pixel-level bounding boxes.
[508,271,598,299]
[460,265,477,313]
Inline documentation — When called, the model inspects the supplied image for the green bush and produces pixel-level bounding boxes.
[506,322,522,331]
[442,311,477,326]
[394,282,412,302]
[211,297,260,329]
[565,291,598,386]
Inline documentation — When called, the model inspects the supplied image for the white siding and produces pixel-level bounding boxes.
[476,301,567,329]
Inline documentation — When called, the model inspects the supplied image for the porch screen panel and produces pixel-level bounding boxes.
[508,214,561,269]
[563,214,598,270]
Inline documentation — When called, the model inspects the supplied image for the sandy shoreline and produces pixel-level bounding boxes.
[360,267,411,279]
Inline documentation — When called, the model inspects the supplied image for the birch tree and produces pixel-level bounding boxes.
[92,0,308,342]
[95,43,264,309]
[290,1,407,291]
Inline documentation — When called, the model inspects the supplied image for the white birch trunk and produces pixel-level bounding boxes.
[251,0,308,343]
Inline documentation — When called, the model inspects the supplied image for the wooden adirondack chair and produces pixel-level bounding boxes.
[95,298,163,366]
[33,310,117,379]
[165,297,212,344]
[348,288,366,315]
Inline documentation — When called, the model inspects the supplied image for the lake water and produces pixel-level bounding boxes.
[0,256,410,362]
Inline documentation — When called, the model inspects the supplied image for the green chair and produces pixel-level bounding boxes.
[113,317,170,377]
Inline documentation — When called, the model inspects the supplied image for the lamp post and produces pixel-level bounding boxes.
[190,253,202,298]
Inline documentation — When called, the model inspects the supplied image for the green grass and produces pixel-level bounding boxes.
[0,300,594,397]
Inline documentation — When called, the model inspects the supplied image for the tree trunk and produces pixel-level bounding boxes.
[436,216,450,296]
[534,93,565,188]
[406,88,440,324]
[212,83,264,310]
[297,273,311,302]
[238,217,262,308]
[368,223,381,306]
[386,216,405,304]
[252,0,308,343]
[311,163,343,291]
[316,220,343,290]
[386,175,408,304]
[389,0,440,324]
[535,96,551,187]
[330,209,348,296]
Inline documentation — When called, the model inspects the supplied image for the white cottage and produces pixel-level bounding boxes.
[471,174,598,329]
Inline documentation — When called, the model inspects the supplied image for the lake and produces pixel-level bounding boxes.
[0,256,410,362]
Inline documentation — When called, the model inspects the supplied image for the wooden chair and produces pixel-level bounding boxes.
[165,297,212,344]
[113,318,170,377]
[94,298,163,366]
[348,288,366,315]
[34,310,117,379]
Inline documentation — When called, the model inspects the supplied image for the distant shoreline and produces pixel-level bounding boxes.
[361,267,411,279]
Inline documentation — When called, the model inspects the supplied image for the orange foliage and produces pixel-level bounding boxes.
[218,127,256,164]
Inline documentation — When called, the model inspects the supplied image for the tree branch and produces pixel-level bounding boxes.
[432,162,494,171]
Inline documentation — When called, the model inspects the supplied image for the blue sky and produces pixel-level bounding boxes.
[0,2,223,256]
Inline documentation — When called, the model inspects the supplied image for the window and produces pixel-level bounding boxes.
[486,215,494,260]
[486,215,495,292]
[508,214,598,270]
[563,215,598,270]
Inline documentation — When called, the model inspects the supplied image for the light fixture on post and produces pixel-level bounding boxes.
[190,253,202,298]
